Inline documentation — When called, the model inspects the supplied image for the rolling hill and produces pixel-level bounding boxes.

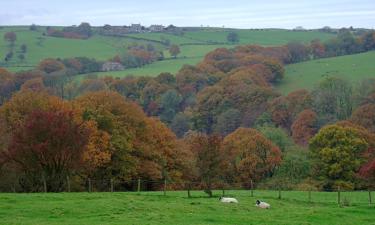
[276,51,375,94]
[0,26,335,75]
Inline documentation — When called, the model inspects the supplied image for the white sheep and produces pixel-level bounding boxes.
[255,200,270,209]
[219,197,238,203]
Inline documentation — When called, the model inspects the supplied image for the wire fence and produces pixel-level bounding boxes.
[0,178,373,206]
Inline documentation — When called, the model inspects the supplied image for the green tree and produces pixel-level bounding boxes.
[257,125,293,152]
[227,32,239,43]
[309,125,368,190]
[312,77,353,124]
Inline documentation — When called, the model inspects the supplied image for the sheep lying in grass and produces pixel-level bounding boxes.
[255,200,270,209]
[219,197,238,203]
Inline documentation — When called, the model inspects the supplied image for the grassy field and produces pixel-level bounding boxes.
[0,26,335,76]
[0,190,373,225]
[277,51,375,94]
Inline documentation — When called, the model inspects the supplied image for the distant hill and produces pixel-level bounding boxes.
[0,26,335,74]
[276,51,375,94]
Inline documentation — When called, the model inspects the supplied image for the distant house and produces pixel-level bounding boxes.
[149,25,164,32]
[130,24,142,33]
[102,62,124,71]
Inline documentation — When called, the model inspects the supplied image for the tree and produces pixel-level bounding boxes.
[77,22,92,38]
[38,58,65,73]
[20,44,27,53]
[169,44,180,58]
[4,32,16,46]
[159,89,182,124]
[351,104,375,132]
[0,68,16,105]
[187,133,225,197]
[29,24,38,31]
[4,51,13,62]
[309,125,368,190]
[222,128,282,184]
[291,109,318,146]
[310,39,326,59]
[6,109,92,192]
[257,125,293,152]
[286,41,310,63]
[213,109,241,136]
[227,32,239,43]
[312,77,353,124]
[171,113,191,138]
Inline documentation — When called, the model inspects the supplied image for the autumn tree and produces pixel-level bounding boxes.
[38,58,65,73]
[351,104,375,132]
[4,32,17,46]
[291,109,318,146]
[286,41,310,63]
[169,44,180,58]
[0,90,109,191]
[309,125,369,190]
[75,91,147,181]
[0,68,16,105]
[310,39,326,59]
[6,109,92,192]
[222,128,282,185]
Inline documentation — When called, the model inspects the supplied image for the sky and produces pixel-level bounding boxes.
[0,0,374,29]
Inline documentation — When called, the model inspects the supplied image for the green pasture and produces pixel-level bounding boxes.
[0,190,373,225]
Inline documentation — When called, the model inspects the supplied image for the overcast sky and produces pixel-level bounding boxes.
[1,0,374,29]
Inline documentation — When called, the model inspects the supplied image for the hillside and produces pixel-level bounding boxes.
[0,26,335,75]
[277,51,375,94]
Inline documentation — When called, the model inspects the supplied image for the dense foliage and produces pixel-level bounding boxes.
[0,29,374,192]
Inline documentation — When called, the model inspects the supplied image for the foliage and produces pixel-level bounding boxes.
[312,77,352,124]
[291,109,318,146]
[309,124,368,190]
[185,133,224,197]
[227,32,239,43]
[257,125,293,152]
[38,58,66,74]
[169,44,180,58]
[222,128,282,184]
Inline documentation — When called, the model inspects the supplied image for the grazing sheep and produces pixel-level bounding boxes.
[219,197,238,203]
[255,200,270,209]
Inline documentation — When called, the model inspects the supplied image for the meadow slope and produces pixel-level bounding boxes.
[277,51,375,94]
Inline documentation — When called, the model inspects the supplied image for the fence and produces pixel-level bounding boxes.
[0,178,372,206]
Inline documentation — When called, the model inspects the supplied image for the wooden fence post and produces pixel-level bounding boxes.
[137,178,141,193]
[337,186,341,205]
[110,179,114,193]
[42,173,47,193]
[250,180,254,197]
[369,190,372,205]
[278,188,281,199]
[66,176,71,192]
[187,183,191,198]
[163,179,167,196]
[88,178,92,193]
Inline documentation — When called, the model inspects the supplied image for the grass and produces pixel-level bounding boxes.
[277,51,375,94]
[0,190,373,225]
